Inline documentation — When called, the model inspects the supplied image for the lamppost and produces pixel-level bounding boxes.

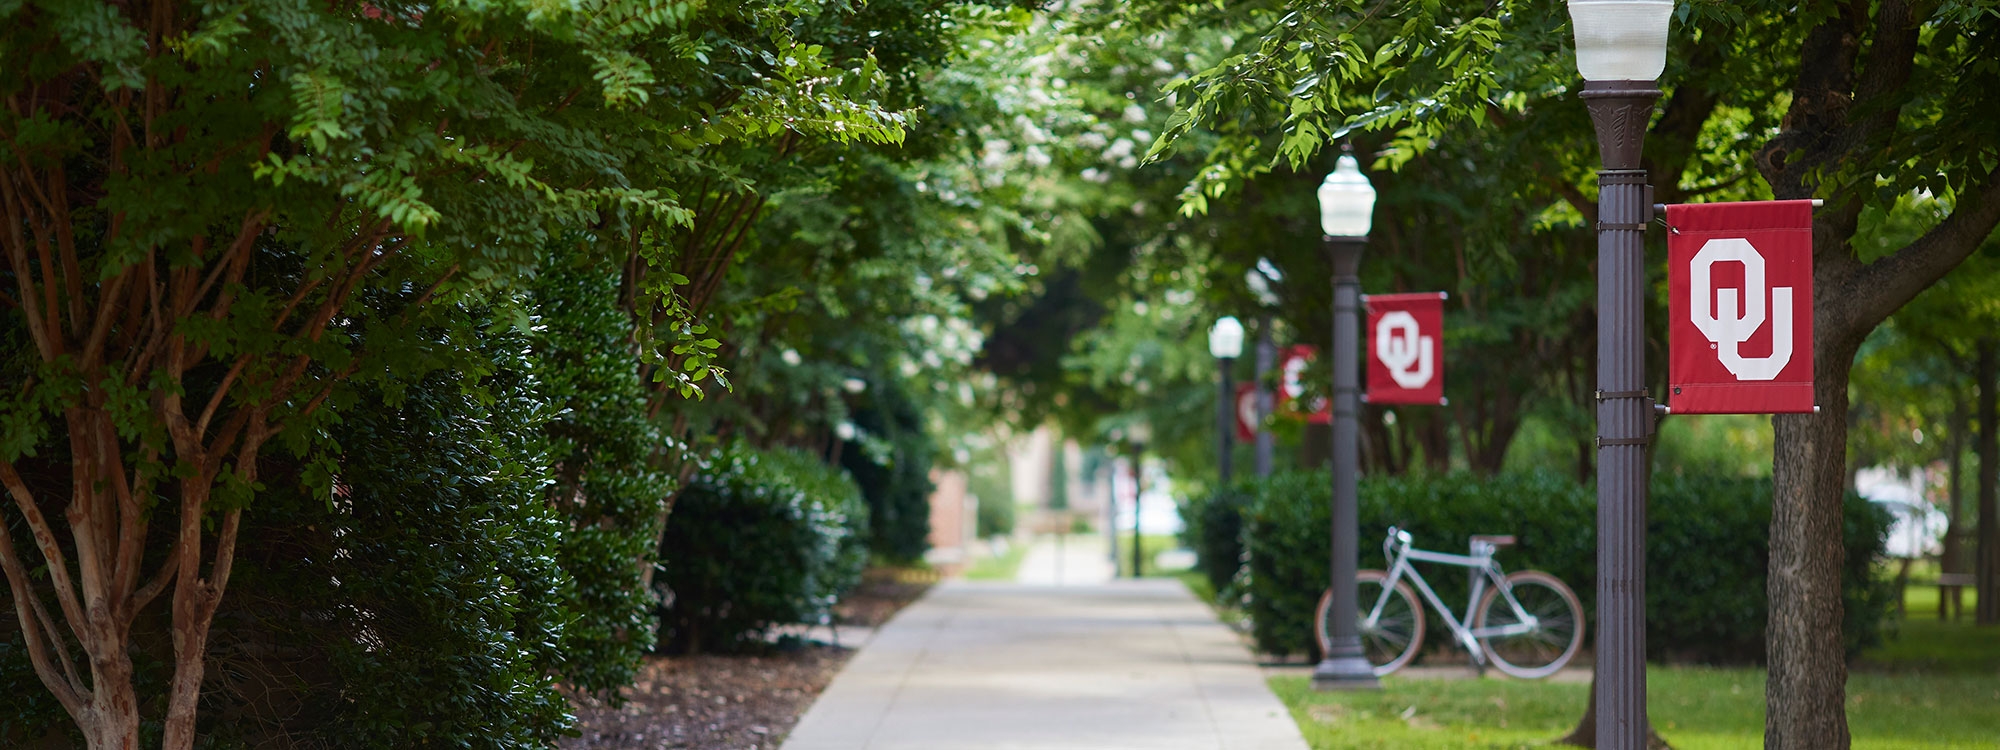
[1210,316,1246,488]
[1246,259,1284,477]
[1568,1,1672,746]
[1310,149,1380,691]
[1127,422,1152,578]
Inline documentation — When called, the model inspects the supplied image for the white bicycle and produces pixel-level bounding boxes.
[1315,527,1584,679]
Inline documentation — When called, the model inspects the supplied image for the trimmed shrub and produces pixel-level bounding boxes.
[1238,470,1892,665]
[1180,484,1253,601]
[1647,473,1896,662]
[205,338,575,747]
[656,446,869,653]
[1239,470,1594,661]
[530,261,677,693]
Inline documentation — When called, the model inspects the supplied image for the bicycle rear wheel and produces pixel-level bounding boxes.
[1315,569,1424,676]
[1473,570,1583,679]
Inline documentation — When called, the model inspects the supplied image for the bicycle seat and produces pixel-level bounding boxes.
[1470,534,1517,547]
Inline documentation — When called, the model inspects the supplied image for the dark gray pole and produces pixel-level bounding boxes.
[1106,456,1119,570]
[1311,236,1378,690]
[1582,79,1660,749]
[1131,441,1145,578]
[1254,316,1276,477]
[1218,356,1236,487]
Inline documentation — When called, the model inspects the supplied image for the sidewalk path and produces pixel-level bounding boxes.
[782,580,1310,750]
[1013,534,1115,586]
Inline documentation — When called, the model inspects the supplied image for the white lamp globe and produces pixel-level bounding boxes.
[1567,0,1675,82]
[1317,154,1376,238]
[1209,316,1246,359]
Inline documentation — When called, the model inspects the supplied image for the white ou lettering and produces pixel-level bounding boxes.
[1282,354,1309,400]
[1689,238,1793,381]
[1374,311,1434,389]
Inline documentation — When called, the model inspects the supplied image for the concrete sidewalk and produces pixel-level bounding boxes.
[1013,534,1115,586]
[781,580,1310,750]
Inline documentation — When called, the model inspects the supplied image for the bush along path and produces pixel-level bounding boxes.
[1184,470,1894,665]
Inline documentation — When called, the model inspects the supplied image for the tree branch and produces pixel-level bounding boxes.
[0,459,88,643]
[1841,164,2000,340]
[0,516,85,716]
[0,171,56,359]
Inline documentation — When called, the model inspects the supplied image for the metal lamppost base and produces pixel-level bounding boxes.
[1309,646,1379,691]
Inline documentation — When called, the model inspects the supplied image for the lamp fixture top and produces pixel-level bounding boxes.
[1567,0,1674,82]
[1210,316,1246,359]
[1317,154,1376,238]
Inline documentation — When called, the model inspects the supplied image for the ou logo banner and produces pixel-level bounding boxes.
[1667,200,1816,414]
[1365,293,1446,406]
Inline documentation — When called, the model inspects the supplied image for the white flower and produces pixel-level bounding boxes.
[781,349,803,366]
[1025,145,1052,168]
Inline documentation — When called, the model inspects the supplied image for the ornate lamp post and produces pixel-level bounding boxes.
[1310,149,1380,691]
[1245,260,1284,477]
[1568,1,1672,745]
[1127,422,1152,578]
[1210,316,1246,488]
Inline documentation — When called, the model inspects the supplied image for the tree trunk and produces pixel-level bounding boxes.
[1942,403,1967,620]
[1766,352,1857,749]
[1978,339,2000,625]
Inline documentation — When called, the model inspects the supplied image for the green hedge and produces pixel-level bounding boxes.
[530,260,677,693]
[207,368,575,747]
[1180,485,1253,601]
[1231,470,1892,665]
[656,446,869,653]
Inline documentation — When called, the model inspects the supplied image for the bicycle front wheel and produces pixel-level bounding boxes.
[1315,569,1424,676]
[1473,570,1584,679]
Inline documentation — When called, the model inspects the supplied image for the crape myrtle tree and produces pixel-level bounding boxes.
[1149,1,2000,747]
[0,0,910,745]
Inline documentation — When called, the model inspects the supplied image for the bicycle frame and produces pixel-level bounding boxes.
[1359,530,1544,666]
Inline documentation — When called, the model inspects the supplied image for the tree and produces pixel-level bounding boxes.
[1850,238,2000,621]
[0,0,908,744]
[1151,2,2000,747]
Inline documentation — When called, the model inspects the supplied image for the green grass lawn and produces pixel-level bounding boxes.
[1866,585,1992,674]
[1271,668,1999,749]
[1270,584,2000,749]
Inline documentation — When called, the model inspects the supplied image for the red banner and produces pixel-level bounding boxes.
[1365,293,1446,406]
[1666,200,1815,414]
[1278,345,1332,424]
[1234,383,1259,442]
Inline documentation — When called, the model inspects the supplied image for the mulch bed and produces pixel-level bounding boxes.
[563,568,935,750]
